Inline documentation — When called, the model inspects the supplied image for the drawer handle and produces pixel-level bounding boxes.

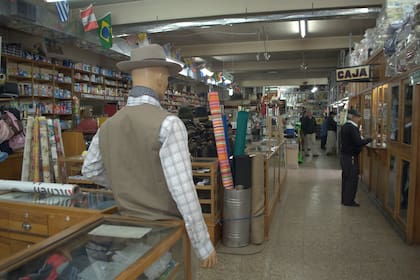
[22,222,32,231]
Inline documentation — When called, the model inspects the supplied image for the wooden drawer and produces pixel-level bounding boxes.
[0,207,9,230]
[9,238,34,255]
[8,232,44,243]
[48,213,85,235]
[0,238,12,261]
[9,209,48,236]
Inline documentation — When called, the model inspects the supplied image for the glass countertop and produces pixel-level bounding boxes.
[2,217,179,280]
[0,191,115,210]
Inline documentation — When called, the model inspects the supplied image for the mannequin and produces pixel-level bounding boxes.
[82,44,217,276]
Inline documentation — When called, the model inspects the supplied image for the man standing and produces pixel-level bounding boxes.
[301,109,319,157]
[82,44,216,276]
[326,111,337,155]
[340,109,372,206]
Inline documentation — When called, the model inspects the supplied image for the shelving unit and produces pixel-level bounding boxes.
[191,157,222,245]
[162,89,205,114]
[1,54,131,129]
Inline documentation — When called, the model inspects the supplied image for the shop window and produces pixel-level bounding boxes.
[388,155,396,211]
[389,86,399,141]
[403,84,413,145]
[399,160,410,223]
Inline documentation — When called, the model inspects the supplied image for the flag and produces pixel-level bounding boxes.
[55,0,69,23]
[97,12,112,49]
[80,4,98,32]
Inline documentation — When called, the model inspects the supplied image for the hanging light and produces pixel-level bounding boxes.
[311,86,318,93]
[299,20,307,38]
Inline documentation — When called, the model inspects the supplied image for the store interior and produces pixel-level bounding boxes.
[0,0,420,279]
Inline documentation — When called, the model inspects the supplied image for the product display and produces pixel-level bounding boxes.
[21,116,65,182]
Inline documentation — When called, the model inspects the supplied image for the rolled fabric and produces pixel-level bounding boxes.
[21,116,34,181]
[208,92,233,189]
[32,117,40,182]
[0,179,78,196]
[39,117,51,182]
[234,111,249,156]
[251,154,265,244]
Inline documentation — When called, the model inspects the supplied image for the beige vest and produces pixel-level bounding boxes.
[99,104,181,220]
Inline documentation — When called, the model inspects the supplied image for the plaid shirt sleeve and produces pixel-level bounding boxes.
[81,130,111,188]
[159,115,215,261]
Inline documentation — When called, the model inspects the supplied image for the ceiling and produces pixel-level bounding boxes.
[7,0,385,87]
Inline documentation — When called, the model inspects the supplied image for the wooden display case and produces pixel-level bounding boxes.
[0,215,191,280]
[191,158,222,245]
[350,63,420,244]
[0,190,117,261]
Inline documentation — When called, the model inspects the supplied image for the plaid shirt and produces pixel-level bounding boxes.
[82,87,214,260]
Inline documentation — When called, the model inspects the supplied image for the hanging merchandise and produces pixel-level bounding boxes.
[208,92,234,189]
[80,4,99,32]
[137,33,150,46]
[97,12,112,49]
[55,0,70,23]
[21,117,65,183]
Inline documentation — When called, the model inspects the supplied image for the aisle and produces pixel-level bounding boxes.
[197,154,420,280]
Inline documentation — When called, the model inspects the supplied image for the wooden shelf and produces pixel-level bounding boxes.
[195,185,212,190]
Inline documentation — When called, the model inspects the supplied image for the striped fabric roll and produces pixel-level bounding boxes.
[208,92,233,189]
[32,118,40,182]
[21,117,34,181]
[39,117,51,183]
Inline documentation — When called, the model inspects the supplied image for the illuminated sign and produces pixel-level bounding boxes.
[336,65,371,82]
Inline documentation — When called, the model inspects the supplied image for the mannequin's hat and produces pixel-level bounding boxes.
[116,44,183,75]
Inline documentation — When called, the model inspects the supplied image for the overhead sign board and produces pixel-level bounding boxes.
[336,65,371,82]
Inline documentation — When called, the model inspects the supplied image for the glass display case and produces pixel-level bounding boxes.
[0,191,115,210]
[402,82,413,145]
[389,85,400,142]
[372,84,388,145]
[0,216,190,280]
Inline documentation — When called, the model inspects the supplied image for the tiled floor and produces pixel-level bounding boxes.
[198,153,420,280]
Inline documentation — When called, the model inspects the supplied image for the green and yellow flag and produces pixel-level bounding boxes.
[97,12,112,49]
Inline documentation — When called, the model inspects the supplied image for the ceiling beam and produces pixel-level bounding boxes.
[94,0,383,26]
[239,78,329,87]
[217,57,338,73]
[179,36,361,57]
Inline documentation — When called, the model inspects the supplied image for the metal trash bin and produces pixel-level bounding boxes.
[222,187,251,247]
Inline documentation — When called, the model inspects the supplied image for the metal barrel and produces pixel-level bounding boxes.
[222,187,251,247]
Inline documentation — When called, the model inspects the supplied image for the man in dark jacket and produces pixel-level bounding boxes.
[301,110,319,157]
[340,109,372,206]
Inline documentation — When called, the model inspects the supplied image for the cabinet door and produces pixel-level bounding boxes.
[48,213,85,235]
[398,159,410,224]
[387,155,397,213]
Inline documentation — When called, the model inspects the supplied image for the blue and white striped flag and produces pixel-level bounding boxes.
[55,0,69,22]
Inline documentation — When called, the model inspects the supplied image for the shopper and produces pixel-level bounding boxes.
[301,109,319,157]
[320,113,327,150]
[340,109,372,207]
[82,44,217,276]
[326,111,337,155]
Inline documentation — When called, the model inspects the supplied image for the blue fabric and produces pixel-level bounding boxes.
[0,152,8,162]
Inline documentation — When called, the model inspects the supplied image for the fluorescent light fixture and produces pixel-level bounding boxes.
[228,88,234,96]
[311,86,318,93]
[200,68,214,77]
[299,20,306,38]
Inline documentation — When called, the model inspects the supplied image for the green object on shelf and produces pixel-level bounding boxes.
[234,111,249,156]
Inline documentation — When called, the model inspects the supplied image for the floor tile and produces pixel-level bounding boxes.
[198,154,420,280]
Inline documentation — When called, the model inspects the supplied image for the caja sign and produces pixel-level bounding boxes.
[336,65,371,82]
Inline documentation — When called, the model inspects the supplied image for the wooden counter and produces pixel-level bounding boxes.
[0,190,117,261]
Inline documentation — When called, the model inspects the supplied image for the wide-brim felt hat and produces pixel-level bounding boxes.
[116,44,183,75]
[348,109,361,117]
